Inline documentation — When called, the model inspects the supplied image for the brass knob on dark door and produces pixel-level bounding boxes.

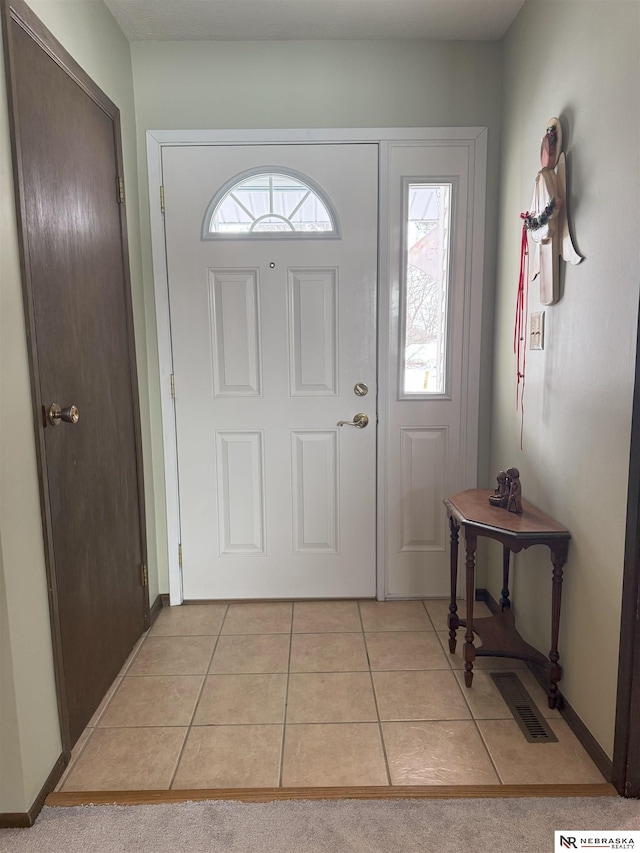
[47,403,80,427]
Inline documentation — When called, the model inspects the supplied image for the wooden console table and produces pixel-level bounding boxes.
[444,489,570,709]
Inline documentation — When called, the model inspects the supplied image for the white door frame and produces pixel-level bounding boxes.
[146,128,487,605]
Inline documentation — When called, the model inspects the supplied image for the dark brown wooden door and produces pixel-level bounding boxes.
[3,0,148,749]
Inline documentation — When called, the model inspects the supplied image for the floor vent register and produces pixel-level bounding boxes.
[490,672,558,743]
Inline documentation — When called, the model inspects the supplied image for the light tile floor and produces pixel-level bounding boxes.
[56,600,606,791]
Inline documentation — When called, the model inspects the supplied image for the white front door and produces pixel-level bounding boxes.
[162,144,378,599]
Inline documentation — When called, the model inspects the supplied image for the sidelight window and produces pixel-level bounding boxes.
[400,182,452,396]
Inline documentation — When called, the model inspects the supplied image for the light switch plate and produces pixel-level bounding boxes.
[530,311,545,350]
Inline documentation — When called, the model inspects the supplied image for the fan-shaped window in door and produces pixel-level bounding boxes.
[203,168,340,238]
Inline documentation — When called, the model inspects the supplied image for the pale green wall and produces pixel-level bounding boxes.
[1,17,504,812]
[130,38,504,591]
[0,0,149,813]
[0,13,61,812]
[489,0,640,758]
[0,533,30,811]
[4,0,637,812]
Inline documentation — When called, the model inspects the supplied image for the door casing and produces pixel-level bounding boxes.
[146,127,488,605]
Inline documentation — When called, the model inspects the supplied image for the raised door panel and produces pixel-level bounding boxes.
[288,268,338,397]
[400,427,447,552]
[291,430,339,554]
[209,269,262,397]
[215,431,266,555]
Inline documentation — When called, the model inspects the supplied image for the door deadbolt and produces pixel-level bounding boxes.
[47,403,80,427]
[354,382,369,397]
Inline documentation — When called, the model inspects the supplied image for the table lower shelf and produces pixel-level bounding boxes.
[452,609,561,708]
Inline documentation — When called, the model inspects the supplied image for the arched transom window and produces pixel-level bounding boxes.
[204,169,340,238]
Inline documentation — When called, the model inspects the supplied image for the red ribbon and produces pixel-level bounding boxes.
[515,213,529,449]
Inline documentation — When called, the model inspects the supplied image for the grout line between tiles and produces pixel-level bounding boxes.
[68,718,527,731]
[59,663,132,789]
[283,720,456,727]
[291,630,364,635]
[220,631,290,637]
[473,717,505,785]
[278,606,295,788]
[64,719,526,730]
[56,728,95,791]
[138,630,228,639]
[360,629,437,634]
[124,672,222,677]
[421,599,438,631]
[75,724,192,731]
[370,666,456,673]
[438,618,505,783]
[358,601,392,786]
[167,605,228,791]
[118,635,146,677]
[89,676,125,728]
[452,669,520,723]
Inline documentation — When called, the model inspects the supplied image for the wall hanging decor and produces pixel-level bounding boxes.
[525,117,582,305]
[515,117,583,445]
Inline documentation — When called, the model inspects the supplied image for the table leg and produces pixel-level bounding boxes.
[548,542,568,708]
[500,545,511,610]
[448,515,460,652]
[464,531,477,687]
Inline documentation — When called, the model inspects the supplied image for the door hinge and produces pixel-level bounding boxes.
[170,373,175,398]
[178,544,183,569]
[141,563,148,587]
[117,176,125,204]
[160,185,165,213]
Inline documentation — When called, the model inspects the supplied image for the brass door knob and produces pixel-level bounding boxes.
[337,413,369,429]
[47,403,80,427]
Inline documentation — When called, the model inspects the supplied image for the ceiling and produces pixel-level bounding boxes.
[103,0,526,42]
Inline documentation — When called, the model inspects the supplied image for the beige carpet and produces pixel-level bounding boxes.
[2,797,640,852]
